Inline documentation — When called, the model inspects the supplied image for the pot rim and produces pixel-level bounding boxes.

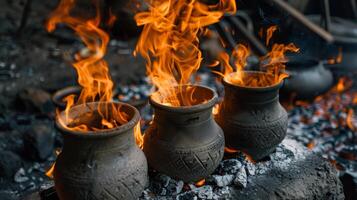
[223,71,283,91]
[149,84,218,113]
[55,101,140,138]
[52,86,81,108]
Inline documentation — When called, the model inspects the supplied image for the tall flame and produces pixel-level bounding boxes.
[135,0,236,106]
[216,26,299,87]
[46,0,121,131]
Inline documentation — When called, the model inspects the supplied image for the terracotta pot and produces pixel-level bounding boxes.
[216,71,287,161]
[54,102,148,200]
[143,85,224,182]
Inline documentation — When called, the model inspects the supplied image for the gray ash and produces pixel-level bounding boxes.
[138,139,309,200]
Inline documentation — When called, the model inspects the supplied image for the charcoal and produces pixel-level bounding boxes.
[245,162,256,176]
[210,175,234,187]
[14,168,29,183]
[176,191,197,200]
[215,159,242,175]
[0,151,22,179]
[23,123,55,161]
[17,88,54,115]
[196,185,214,199]
[151,174,184,196]
[0,191,19,200]
[233,167,247,188]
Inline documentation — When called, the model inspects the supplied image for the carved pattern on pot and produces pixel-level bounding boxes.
[216,71,288,161]
[143,85,225,182]
[54,102,148,200]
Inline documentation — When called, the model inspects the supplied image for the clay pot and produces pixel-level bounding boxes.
[282,56,333,100]
[54,102,148,200]
[216,71,287,161]
[143,85,225,182]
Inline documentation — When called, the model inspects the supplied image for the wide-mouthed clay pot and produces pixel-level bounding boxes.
[54,102,148,200]
[216,71,287,161]
[143,85,225,182]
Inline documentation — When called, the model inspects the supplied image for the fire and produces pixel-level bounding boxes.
[195,179,206,187]
[134,0,236,106]
[224,147,238,154]
[216,26,299,87]
[327,48,343,65]
[265,25,278,46]
[134,122,144,149]
[46,0,124,131]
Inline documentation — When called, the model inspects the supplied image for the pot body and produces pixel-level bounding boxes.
[143,86,225,182]
[216,79,287,161]
[54,102,148,200]
[282,57,333,99]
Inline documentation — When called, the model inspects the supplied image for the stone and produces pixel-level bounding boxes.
[14,168,29,183]
[0,150,22,179]
[211,174,234,187]
[151,174,184,196]
[245,162,256,176]
[233,167,247,188]
[23,123,55,161]
[216,159,242,175]
[17,88,54,115]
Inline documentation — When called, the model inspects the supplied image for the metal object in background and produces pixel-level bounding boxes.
[54,102,148,200]
[216,71,288,161]
[214,12,268,57]
[265,0,334,43]
[143,85,224,182]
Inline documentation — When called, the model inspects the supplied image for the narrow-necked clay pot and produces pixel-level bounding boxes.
[143,85,225,182]
[282,56,333,100]
[54,102,148,200]
[216,71,287,161]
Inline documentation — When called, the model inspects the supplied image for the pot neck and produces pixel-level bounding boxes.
[223,82,282,105]
[152,104,214,126]
[61,129,135,155]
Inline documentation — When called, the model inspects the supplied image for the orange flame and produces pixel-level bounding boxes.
[327,47,343,65]
[195,179,206,187]
[215,26,299,87]
[46,0,124,131]
[134,0,236,106]
[224,147,238,153]
[261,42,299,84]
[134,122,144,149]
[347,109,356,131]
[265,25,278,46]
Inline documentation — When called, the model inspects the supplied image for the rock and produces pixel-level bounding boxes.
[216,159,242,175]
[0,150,22,179]
[195,185,214,199]
[23,123,55,161]
[176,191,197,200]
[211,175,234,187]
[245,162,256,176]
[17,88,54,115]
[231,140,345,200]
[14,168,29,183]
[151,174,184,196]
[0,190,19,200]
[233,167,247,188]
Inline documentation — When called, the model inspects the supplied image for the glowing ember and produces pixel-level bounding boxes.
[224,147,238,154]
[195,179,206,187]
[134,0,236,106]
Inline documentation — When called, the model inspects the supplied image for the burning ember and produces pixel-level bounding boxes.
[134,0,236,106]
[288,76,357,173]
[46,0,125,131]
